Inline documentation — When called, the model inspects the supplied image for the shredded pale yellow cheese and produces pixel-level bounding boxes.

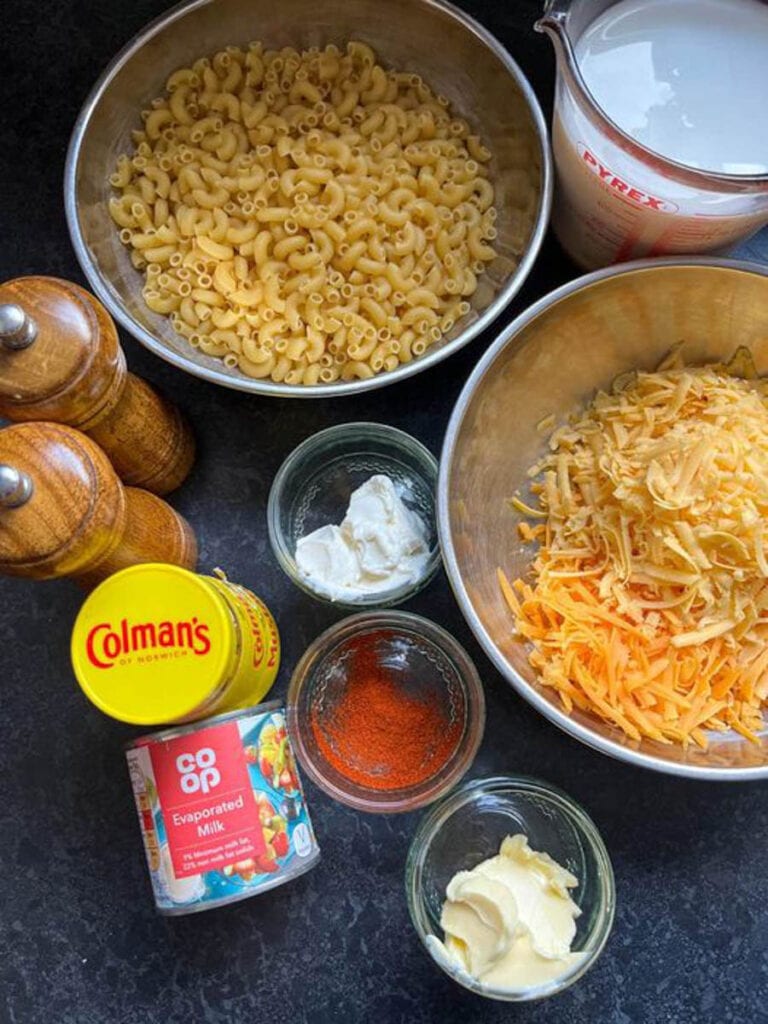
[503,351,768,747]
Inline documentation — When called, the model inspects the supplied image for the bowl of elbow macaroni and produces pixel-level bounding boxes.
[65,0,551,395]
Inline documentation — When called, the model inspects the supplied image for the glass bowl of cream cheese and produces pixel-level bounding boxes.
[405,775,615,1001]
[267,423,440,608]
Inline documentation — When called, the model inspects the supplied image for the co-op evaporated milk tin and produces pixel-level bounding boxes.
[71,564,280,725]
[126,702,320,913]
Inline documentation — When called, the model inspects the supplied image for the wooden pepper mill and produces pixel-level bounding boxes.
[0,421,197,587]
[0,276,195,496]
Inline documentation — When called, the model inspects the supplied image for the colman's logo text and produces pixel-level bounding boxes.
[85,618,212,669]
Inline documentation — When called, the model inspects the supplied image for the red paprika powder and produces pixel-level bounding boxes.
[309,633,466,791]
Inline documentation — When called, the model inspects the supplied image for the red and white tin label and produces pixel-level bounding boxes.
[149,721,267,878]
[127,704,319,914]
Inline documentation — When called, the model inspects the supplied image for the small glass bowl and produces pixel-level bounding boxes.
[286,611,485,813]
[267,422,440,608]
[406,776,615,1002]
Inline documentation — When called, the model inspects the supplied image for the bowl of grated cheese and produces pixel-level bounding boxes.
[439,256,768,780]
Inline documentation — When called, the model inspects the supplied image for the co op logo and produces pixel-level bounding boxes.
[176,748,221,795]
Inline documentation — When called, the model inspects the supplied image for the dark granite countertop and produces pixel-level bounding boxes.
[1,1,767,1021]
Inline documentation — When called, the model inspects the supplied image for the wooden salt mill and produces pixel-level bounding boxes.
[0,276,195,496]
[0,421,197,587]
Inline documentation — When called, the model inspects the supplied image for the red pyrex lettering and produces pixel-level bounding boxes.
[85,618,211,669]
[577,144,678,213]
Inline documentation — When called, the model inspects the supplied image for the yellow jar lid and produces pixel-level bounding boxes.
[71,564,237,725]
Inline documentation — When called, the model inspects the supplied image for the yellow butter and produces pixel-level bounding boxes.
[430,834,584,993]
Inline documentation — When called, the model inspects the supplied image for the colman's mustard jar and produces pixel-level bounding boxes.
[70,564,280,725]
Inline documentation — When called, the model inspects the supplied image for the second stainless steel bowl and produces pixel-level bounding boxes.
[65,0,551,397]
[439,257,768,781]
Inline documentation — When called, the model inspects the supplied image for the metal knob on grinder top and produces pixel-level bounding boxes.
[0,465,33,507]
[0,276,195,495]
[0,304,37,350]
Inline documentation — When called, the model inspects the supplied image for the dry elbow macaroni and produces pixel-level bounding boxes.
[110,40,499,385]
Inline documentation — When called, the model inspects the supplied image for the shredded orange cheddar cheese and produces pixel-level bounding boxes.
[503,351,768,747]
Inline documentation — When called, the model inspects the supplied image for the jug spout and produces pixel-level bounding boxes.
[534,0,573,70]
[535,0,570,35]
[535,0,570,30]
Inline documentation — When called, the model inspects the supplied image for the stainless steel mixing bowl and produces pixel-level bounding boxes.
[64,0,551,397]
[439,257,768,780]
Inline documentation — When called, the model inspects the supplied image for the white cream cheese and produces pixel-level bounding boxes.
[295,474,430,600]
[427,834,585,992]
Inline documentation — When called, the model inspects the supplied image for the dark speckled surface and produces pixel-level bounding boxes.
[2,1,768,1021]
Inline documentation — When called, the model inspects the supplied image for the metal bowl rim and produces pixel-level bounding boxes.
[63,0,553,398]
[438,254,768,781]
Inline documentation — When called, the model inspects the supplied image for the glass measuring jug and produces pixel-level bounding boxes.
[536,0,768,269]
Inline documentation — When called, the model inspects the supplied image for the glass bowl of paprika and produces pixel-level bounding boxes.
[286,611,486,813]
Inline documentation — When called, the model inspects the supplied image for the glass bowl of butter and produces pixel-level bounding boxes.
[405,775,615,1001]
[267,422,440,608]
